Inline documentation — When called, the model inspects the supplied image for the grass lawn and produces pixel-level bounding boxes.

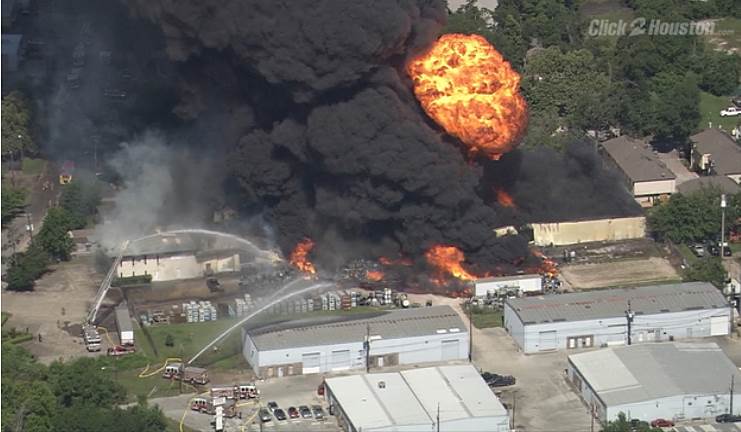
[730,243,741,254]
[677,244,700,265]
[21,158,46,175]
[705,17,741,53]
[698,91,740,132]
[467,307,503,329]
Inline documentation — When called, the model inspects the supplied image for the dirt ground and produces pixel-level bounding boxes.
[2,254,104,363]
[560,257,680,290]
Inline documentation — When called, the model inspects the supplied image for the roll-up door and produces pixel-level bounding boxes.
[441,339,460,360]
[302,352,321,374]
[710,316,728,336]
[538,330,557,351]
[331,350,351,371]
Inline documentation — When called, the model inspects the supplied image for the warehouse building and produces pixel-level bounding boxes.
[568,342,741,422]
[600,136,676,206]
[325,364,510,432]
[504,282,729,353]
[474,274,542,297]
[242,306,468,378]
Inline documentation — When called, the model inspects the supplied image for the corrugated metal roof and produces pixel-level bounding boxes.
[506,282,727,325]
[247,306,466,351]
[325,365,507,431]
[601,136,676,183]
[569,342,741,407]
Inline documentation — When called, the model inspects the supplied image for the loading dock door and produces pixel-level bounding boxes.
[331,350,351,371]
[441,339,460,360]
[711,316,728,336]
[302,352,321,374]
[538,331,557,351]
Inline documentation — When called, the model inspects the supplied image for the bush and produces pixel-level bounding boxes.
[5,244,50,291]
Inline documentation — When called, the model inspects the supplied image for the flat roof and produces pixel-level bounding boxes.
[246,306,466,351]
[325,365,507,431]
[677,176,741,195]
[115,304,133,333]
[570,342,741,407]
[691,129,741,176]
[476,274,541,284]
[506,282,727,325]
[601,136,675,183]
[125,233,197,256]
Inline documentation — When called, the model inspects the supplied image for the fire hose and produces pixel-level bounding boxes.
[137,357,183,378]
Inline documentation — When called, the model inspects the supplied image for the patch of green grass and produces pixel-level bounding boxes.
[699,91,740,132]
[21,158,46,175]
[467,307,503,329]
[730,243,741,254]
[705,17,741,53]
[2,312,10,326]
[678,244,700,265]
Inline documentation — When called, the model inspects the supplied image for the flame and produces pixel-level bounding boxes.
[425,245,478,282]
[532,250,558,277]
[495,187,516,208]
[289,238,316,274]
[366,270,384,282]
[407,34,527,160]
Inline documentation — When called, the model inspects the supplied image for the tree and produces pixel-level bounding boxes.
[685,257,728,288]
[695,51,740,96]
[603,412,662,432]
[36,208,75,261]
[164,334,174,347]
[648,189,740,244]
[5,244,50,292]
[644,72,700,146]
[59,181,101,230]
[48,357,126,408]
[1,183,27,226]
[1,91,36,159]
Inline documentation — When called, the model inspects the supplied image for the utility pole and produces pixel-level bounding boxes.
[468,300,473,363]
[625,301,634,345]
[590,404,595,432]
[731,374,735,415]
[25,212,33,242]
[365,324,371,373]
[721,194,727,259]
[436,403,440,432]
[511,391,517,430]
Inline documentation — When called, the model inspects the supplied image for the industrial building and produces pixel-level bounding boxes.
[474,274,542,297]
[568,342,741,422]
[115,303,134,346]
[504,282,729,353]
[242,306,468,378]
[530,216,646,246]
[600,136,676,206]
[118,233,240,282]
[691,128,741,184]
[324,364,510,432]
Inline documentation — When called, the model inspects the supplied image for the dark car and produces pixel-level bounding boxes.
[267,401,279,412]
[312,405,325,421]
[629,419,649,431]
[274,409,287,421]
[650,419,674,427]
[716,413,741,423]
[481,372,516,387]
[259,408,272,423]
[708,243,721,256]
[299,405,312,419]
[287,407,300,419]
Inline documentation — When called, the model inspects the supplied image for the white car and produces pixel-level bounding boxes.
[720,107,741,117]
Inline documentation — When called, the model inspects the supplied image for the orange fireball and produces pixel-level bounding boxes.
[494,187,516,208]
[407,34,527,159]
[289,238,316,274]
[425,245,478,282]
[366,270,384,282]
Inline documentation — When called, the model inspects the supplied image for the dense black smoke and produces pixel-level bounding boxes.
[122,0,636,273]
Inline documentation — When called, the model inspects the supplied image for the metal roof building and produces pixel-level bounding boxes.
[600,136,676,206]
[568,342,741,422]
[690,129,741,183]
[242,306,469,378]
[504,282,730,353]
[324,365,510,432]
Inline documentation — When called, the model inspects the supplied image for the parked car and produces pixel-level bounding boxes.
[299,405,312,419]
[312,405,325,421]
[650,419,674,427]
[691,244,705,257]
[721,107,741,117]
[287,407,300,419]
[716,413,741,423]
[481,372,516,387]
[707,242,721,256]
[274,409,287,421]
[733,96,741,108]
[267,401,279,412]
[259,409,272,423]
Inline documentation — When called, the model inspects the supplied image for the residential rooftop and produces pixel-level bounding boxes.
[569,342,741,407]
[246,305,466,351]
[325,365,507,431]
[506,282,727,325]
[677,176,741,195]
[600,136,675,183]
[691,129,741,176]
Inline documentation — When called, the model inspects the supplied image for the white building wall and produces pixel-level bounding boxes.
[505,307,730,354]
[606,393,741,422]
[475,275,542,297]
[442,416,510,432]
[633,179,675,197]
[246,332,469,375]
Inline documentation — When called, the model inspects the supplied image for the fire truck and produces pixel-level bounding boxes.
[82,325,101,352]
[59,160,75,184]
[210,384,259,400]
[162,363,209,385]
[190,397,237,417]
